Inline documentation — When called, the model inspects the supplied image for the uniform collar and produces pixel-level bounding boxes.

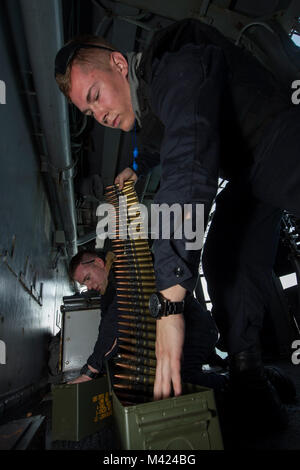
[126,51,143,127]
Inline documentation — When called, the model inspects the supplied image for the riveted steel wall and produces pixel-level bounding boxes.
[0,0,73,412]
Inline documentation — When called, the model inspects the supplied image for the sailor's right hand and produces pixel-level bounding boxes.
[67,374,92,384]
[154,313,185,400]
[114,167,137,190]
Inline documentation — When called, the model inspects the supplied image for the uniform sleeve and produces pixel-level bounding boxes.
[149,44,226,291]
[87,295,119,372]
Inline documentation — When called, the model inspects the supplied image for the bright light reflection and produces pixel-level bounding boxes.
[280,272,298,289]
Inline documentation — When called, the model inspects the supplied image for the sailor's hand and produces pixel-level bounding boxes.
[67,364,99,384]
[67,374,92,384]
[114,167,137,190]
[153,313,185,400]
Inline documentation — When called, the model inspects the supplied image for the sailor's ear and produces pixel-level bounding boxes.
[94,257,105,269]
[110,51,129,76]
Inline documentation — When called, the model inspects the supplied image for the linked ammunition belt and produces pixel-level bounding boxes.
[104,181,156,405]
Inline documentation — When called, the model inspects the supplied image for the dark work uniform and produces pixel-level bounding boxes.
[87,280,223,388]
[132,19,300,355]
[86,281,119,373]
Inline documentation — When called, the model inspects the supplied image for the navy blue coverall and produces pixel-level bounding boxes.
[132,20,300,355]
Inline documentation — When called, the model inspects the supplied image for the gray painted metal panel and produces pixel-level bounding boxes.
[117,0,261,41]
[62,309,101,372]
[0,0,73,409]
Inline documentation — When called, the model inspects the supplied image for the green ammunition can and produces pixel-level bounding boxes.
[52,376,113,441]
[111,383,224,450]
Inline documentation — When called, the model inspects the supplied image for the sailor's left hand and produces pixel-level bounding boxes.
[67,374,92,384]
